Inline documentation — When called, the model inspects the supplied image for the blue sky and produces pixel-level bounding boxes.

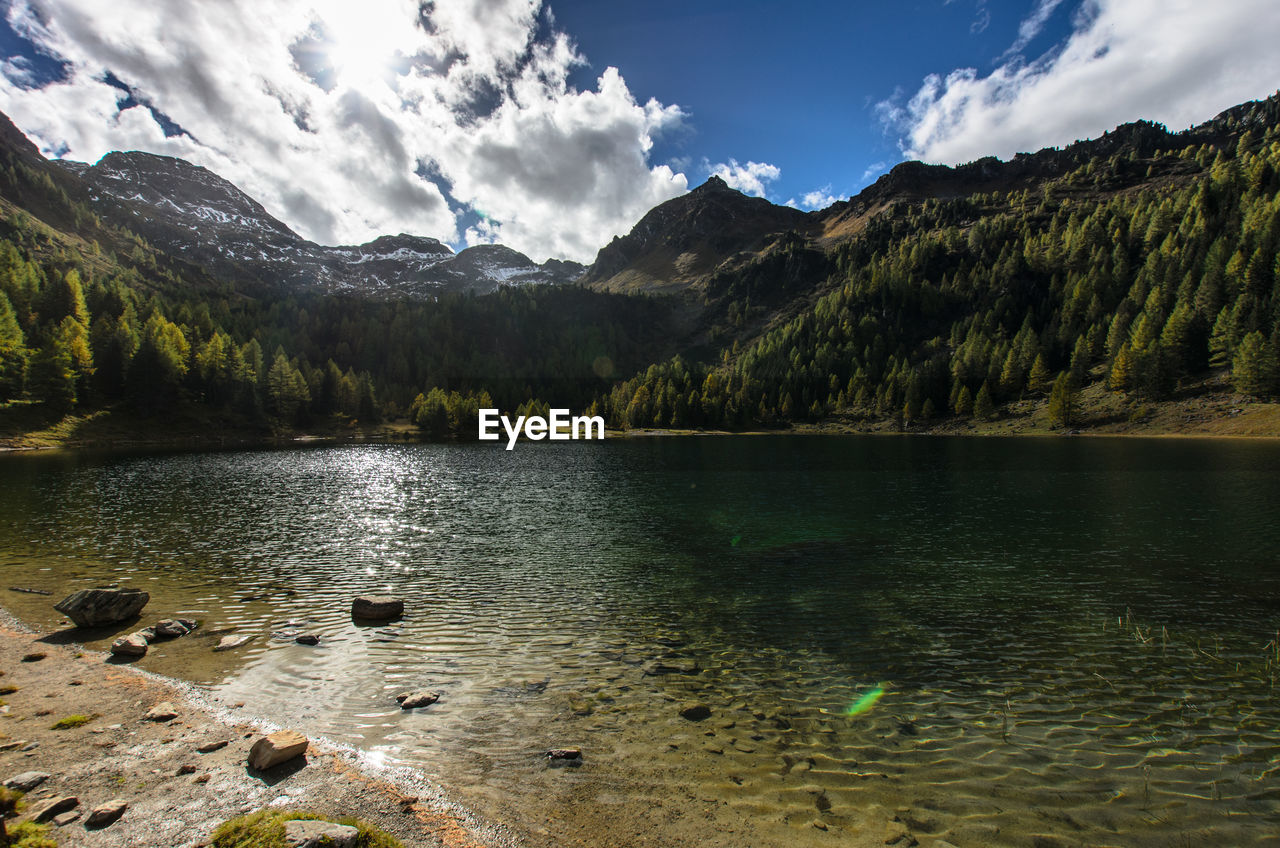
[0,1,1278,261]
[552,0,1077,205]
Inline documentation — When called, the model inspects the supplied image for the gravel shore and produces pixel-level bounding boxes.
[0,611,516,848]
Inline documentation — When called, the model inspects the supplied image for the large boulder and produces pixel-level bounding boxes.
[247,729,309,770]
[54,588,149,627]
[351,595,404,620]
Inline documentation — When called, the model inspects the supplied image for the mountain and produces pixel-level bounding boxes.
[49,147,582,298]
[582,175,812,293]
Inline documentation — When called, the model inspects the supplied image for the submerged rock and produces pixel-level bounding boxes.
[54,588,149,627]
[679,703,712,721]
[248,729,309,770]
[294,633,320,646]
[284,819,358,848]
[395,691,440,709]
[351,595,404,620]
[545,747,583,761]
[213,634,254,652]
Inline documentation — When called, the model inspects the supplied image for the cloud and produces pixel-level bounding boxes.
[1001,0,1067,58]
[881,0,1280,165]
[785,186,839,210]
[0,0,688,262]
[860,161,888,182]
[707,158,780,198]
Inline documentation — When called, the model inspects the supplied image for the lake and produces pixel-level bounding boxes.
[2,436,1279,847]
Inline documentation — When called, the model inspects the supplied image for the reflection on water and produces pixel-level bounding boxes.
[2,437,1280,847]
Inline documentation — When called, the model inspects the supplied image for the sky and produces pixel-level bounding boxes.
[0,1,1278,264]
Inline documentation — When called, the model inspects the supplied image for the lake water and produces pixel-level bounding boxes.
[2,436,1279,847]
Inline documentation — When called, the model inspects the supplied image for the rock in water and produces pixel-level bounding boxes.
[351,595,404,620]
[3,771,50,792]
[144,702,179,722]
[85,799,127,828]
[27,796,78,823]
[247,729,309,770]
[294,633,320,645]
[54,588,149,627]
[679,703,712,721]
[155,618,197,638]
[213,634,254,652]
[284,820,359,848]
[110,632,149,657]
[545,747,583,761]
[395,691,440,709]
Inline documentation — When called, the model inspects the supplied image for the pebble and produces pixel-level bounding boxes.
[197,739,229,753]
[213,634,254,652]
[395,691,440,709]
[20,652,46,663]
[145,702,179,722]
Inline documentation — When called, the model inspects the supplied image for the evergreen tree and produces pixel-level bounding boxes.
[1047,372,1079,427]
[1232,331,1278,397]
[974,383,996,420]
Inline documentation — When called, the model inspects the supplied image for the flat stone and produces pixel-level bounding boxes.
[144,701,179,722]
[351,595,404,620]
[20,652,46,663]
[213,634,254,652]
[395,691,440,709]
[284,819,359,848]
[545,747,583,761]
[197,739,228,753]
[176,764,197,775]
[54,587,149,627]
[3,771,50,792]
[85,799,127,828]
[26,796,78,823]
[154,618,197,638]
[679,702,712,721]
[52,810,81,826]
[110,632,149,657]
[248,729,309,770]
[0,742,24,752]
[294,634,320,645]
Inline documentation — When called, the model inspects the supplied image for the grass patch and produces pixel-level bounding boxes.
[8,821,57,848]
[210,810,402,848]
[50,713,97,730]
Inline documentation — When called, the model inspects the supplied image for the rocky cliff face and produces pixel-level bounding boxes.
[582,176,814,294]
[52,150,582,298]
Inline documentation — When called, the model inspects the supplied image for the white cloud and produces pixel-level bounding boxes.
[882,0,1280,165]
[0,0,689,262]
[785,186,839,210]
[860,161,888,182]
[707,158,780,198]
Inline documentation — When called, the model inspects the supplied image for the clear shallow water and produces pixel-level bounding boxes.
[2,436,1280,847]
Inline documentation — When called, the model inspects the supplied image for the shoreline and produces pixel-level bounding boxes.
[0,605,509,848]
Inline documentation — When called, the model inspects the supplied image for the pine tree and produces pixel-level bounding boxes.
[1047,372,1078,427]
[0,292,26,401]
[974,383,995,420]
[1232,331,1278,397]
[1027,353,1051,395]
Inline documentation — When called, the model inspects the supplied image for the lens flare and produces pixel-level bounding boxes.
[844,684,886,716]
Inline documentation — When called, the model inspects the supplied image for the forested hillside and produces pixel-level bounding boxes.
[2,94,1279,444]
[597,96,1280,432]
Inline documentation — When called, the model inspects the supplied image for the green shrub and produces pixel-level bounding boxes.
[210,810,402,848]
[11,821,58,848]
